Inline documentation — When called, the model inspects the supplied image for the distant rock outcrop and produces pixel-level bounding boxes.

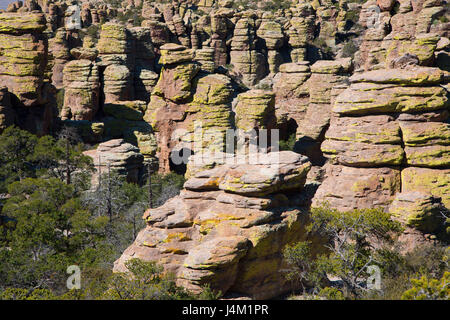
[83,139,144,185]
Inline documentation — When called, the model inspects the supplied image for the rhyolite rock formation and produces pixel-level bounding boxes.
[230,11,268,86]
[114,151,323,299]
[83,139,144,186]
[0,0,449,299]
[235,89,277,132]
[61,59,99,121]
[0,12,47,107]
[48,28,71,89]
[313,66,449,215]
[144,43,238,173]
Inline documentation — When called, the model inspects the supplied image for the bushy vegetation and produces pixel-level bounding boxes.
[365,244,449,300]
[341,40,359,58]
[283,206,450,300]
[279,132,297,151]
[0,258,219,300]
[401,272,450,300]
[312,37,334,57]
[116,9,144,26]
[0,126,191,300]
[0,126,93,193]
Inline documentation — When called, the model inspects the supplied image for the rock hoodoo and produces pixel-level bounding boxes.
[114,151,322,299]
[313,66,449,222]
[0,0,448,300]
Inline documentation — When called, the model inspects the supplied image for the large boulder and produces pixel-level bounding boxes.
[235,90,276,132]
[114,151,322,299]
[389,192,446,233]
[83,139,144,185]
[184,151,311,196]
[312,164,401,212]
[401,167,450,209]
[103,64,134,103]
[153,44,199,103]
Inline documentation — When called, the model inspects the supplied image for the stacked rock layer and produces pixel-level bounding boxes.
[114,151,324,299]
[313,66,449,234]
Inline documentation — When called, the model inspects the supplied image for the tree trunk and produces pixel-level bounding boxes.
[65,139,71,185]
[148,165,153,209]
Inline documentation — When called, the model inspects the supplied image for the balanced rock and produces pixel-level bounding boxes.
[61,60,100,121]
[153,44,199,103]
[184,151,311,196]
[83,139,144,185]
[114,151,321,299]
[0,12,48,107]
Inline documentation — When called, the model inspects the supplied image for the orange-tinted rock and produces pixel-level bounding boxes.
[312,164,401,211]
[114,151,322,299]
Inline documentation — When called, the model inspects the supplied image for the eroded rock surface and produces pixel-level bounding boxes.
[313,65,449,214]
[114,151,323,299]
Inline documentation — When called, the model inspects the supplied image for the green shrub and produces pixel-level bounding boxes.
[401,272,450,300]
[363,245,449,300]
[0,288,56,300]
[279,132,297,151]
[56,88,65,111]
[284,206,403,299]
[100,258,209,300]
[341,40,358,58]
[318,287,345,300]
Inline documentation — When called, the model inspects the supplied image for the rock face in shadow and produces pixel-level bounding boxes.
[0,86,15,132]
